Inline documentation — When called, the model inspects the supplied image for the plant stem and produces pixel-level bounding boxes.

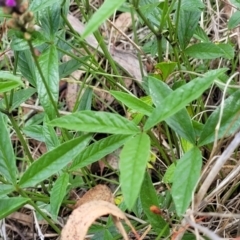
[8,114,34,163]
[17,188,60,233]
[132,0,158,36]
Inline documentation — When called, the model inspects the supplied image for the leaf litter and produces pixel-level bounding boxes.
[62,185,140,240]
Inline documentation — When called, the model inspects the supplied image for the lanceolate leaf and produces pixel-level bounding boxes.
[0,197,29,219]
[10,88,36,111]
[50,173,69,220]
[144,68,227,131]
[0,113,17,184]
[59,59,85,79]
[198,89,240,146]
[69,134,132,171]
[78,87,93,111]
[49,111,140,135]
[185,43,234,59]
[0,71,23,93]
[228,11,240,30]
[148,76,195,144]
[140,173,169,236]
[0,184,15,197]
[181,0,204,10]
[19,134,92,188]
[139,0,162,26]
[110,91,153,116]
[43,116,60,151]
[172,147,202,216]
[154,62,177,81]
[18,50,37,87]
[29,0,61,12]
[39,2,61,39]
[163,163,176,183]
[82,0,126,38]
[35,45,59,120]
[120,132,150,209]
[178,9,201,49]
[22,125,44,142]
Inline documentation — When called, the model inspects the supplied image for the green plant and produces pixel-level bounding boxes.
[0,0,240,239]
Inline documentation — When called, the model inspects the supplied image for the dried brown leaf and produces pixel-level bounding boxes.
[112,12,133,41]
[73,184,113,209]
[110,46,144,82]
[61,200,137,240]
[66,70,83,111]
[105,148,121,170]
[7,212,33,228]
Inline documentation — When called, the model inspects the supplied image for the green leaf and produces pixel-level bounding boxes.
[0,88,36,111]
[0,197,29,219]
[59,59,85,78]
[231,0,240,9]
[154,62,177,81]
[228,11,240,29]
[10,32,46,52]
[198,90,240,146]
[120,133,150,209]
[18,50,37,86]
[140,173,169,236]
[35,45,59,120]
[43,116,60,151]
[217,43,235,59]
[104,230,113,239]
[144,68,227,131]
[0,72,23,93]
[10,88,36,111]
[25,112,45,126]
[69,134,131,171]
[172,147,202,216]
[19,134,92,188]
[78,87,93,111]
[139,0,161,26]
[82,0,126,38]
[39,3,61,39]
[22,125,44,142]
[49,110,140,135]
[185,43,234,59]
[50,173,69,220]
[192,120,204,137]
[148,77,195,143]
[29,0,61,12]
[181,0,205,10]
[194,26,210,42]
[163,163,176,183]
[0,184,14,197]
[110,91,153,116]
[0,113,17,184]
[178,10,201,49]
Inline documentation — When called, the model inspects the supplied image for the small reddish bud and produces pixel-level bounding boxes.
[150,205,162,215]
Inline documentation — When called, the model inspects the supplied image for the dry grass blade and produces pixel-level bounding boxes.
[195,132,240,209]
[61,200,138,240]
[204,163,240,203]
[185,217,222,240]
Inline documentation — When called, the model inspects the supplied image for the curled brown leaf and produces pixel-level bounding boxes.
[73,184,113,209]
[61,200,138,240]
